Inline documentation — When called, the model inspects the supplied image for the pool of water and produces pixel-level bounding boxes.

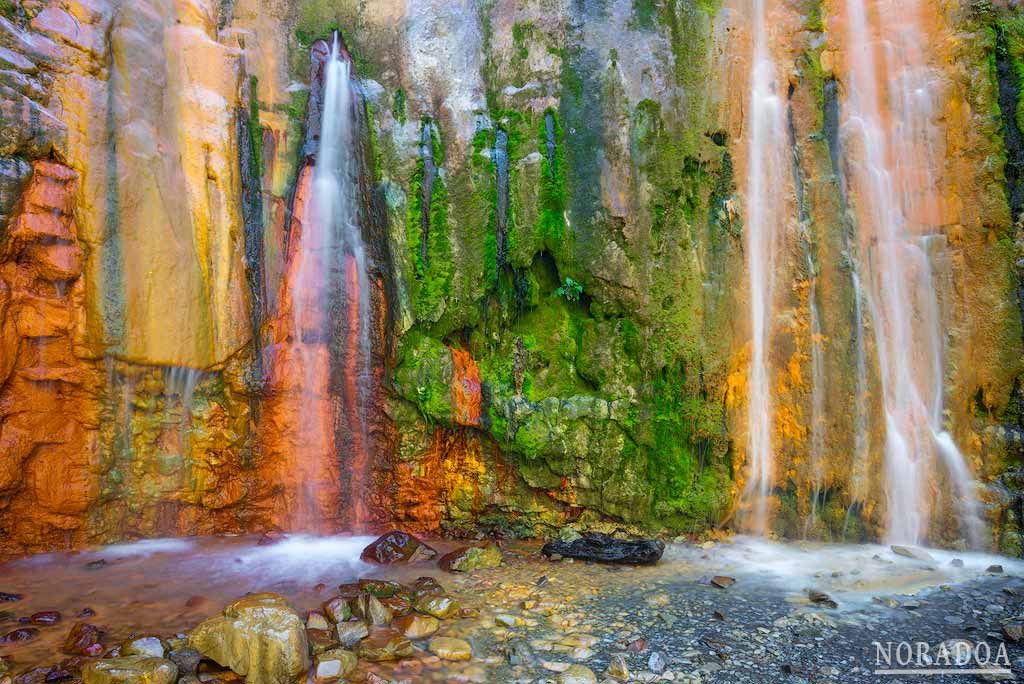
[1,534,1020,675]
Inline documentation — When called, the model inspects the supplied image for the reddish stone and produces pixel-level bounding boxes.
[359,530,436,564]
[450,347,481,427]
[30,610,60,625]
[1,626,38,643]
[62,622,104,655]
[0,162,103,558]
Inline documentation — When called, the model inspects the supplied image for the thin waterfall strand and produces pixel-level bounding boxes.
[743,0,788,535]
[289,35,372,530]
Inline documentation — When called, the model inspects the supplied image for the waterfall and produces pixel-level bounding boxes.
[287,34,372,530]
[494,128,510,271]
[841,0,984,546]
[848,270,871,504]
[742,0,788,535]
[806,255,826,534]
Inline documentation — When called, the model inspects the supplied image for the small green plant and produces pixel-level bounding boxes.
[556,277,583,303]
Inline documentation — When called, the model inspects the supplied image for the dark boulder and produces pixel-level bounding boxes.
[541,533,665,566]
[360,531,436,564]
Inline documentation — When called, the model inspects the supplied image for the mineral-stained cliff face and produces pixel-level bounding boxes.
[0,0,1022,556]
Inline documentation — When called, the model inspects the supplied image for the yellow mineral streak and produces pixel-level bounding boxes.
[44,0,251,368]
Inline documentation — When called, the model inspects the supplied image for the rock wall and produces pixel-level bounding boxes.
[0,0,1022,555]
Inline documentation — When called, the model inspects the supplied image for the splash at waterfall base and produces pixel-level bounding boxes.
[2,535,1024,681]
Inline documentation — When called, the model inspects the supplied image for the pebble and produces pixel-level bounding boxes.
[428,636,472,661]
[558,664,597,684]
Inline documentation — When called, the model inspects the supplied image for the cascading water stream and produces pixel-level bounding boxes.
[840,0,984,546]
[287,35,372,531]
[742,0,789,535]
[805,255,827,535]
[844,270,872,535]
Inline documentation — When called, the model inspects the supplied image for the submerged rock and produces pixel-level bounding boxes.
[558,665,597,684]
[188,593,309,684]
[394,613,440,640]
[413,595,460,619]
[0,627,37,645]
[81,657,177,684]
[29,611,60,626]
[439,544,503,572]
[358,629,413,661]
[428,636,472,661]
[541,534,664,566]
[890,545,936,563]
[710,576,736,589]
[63,622,105,655]
[360,531,436,564]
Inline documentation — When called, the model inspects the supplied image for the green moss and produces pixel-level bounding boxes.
[246,76,263,179]
[1004,15,1024,133]
[392,88,407,125]
[641,365,731,529]
[471,126,500,286]
[405,121,454,324]
[283,89,309,128]
[537,109,568,247]
[512,21,536,61]
[0,0,15,20]
[804,0,824,33]
[630,0,658,30]
[393,332,455,423]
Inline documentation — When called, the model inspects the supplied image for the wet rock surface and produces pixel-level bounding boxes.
[361,531,437,565]
[188,594,309,684]
[542,534,666,566]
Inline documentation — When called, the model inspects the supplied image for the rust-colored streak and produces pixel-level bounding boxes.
[449,347,481,427]
[257,162,341,533]
[0,162,101,556]
[342,253,370,530]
